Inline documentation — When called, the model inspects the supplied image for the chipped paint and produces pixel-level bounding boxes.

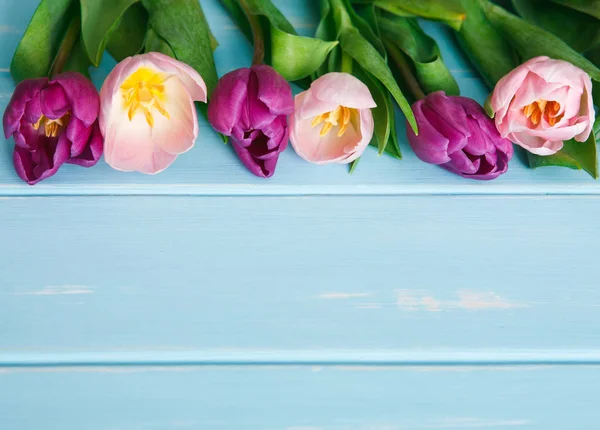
[13,285,94,296]
[319,292,370,299]
[397,290,528,312]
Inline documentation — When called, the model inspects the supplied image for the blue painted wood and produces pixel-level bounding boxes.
[1,196,599,355]
[2,365,600,429]
[0,0,599,196]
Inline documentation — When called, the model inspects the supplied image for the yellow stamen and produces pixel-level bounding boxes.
[311,105,358,137]
[523,99,564,127]
[121,67,170,128]
[32,113,71,137]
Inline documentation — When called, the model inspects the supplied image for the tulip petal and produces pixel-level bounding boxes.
[253,65,294,116]
[246,70,278,130]
[147,52,207,102]
[3,77,47,138]
[151,77,198,155]
[510,131,563,155]
[576,74,595,142]
[207,68,251,135]
[310,72,377,110]
[526,57,587,91]
[51,72,101,127]
[67,122,103,167]
[66,117,93,157]
[39,83,69,119]
[297,88,340,120]
[13,134,70,185]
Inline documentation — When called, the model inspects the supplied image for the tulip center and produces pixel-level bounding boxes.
[121,67,170,128]
[32,112,71,138]
[523,99,563,127]
[311,106,358,137]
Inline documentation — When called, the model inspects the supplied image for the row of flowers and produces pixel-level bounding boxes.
[3,0,599,184]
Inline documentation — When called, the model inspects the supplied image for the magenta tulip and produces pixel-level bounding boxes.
[208,65,293,178]
[3,72,103,185]
[407,91,513,180]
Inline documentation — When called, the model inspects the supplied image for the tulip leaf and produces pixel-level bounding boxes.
[549,0,600,20]
[106,2,148,61]
[379,15,460,96]
[349,157,360,173]
[315,0,338,78]
[271,27,339,81]
[356,66,391,154]
[512,0,600,53]
[342,0,385,56]
[527,133,598,179]
[217,0,253,41]
[142,0,219,96]
[484,2,600,84]
[454,0,518,88]
[60,38,92,79]
[80,0,139,67]
[337,25,417,133]
[353,0,466,30]
[145,28,175,57]
[10,0,78,82]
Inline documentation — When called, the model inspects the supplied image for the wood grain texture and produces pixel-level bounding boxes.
[1,0,600,195]
[1,196,599,355]
[2,365,600,429]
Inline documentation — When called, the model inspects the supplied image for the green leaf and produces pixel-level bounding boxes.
[454,0,518,88]
[356,66,392,154]
[217,0,253,42]
[49,16,88,78]
[549,0,600,20]
[80,0,139,66]
[379,15,459,96]
[527,134,598,179]
[106,2,148,61]
[349,157,360,173]
[271,27,338,81]
[337,24,417,133]
[244,0,297,34]
[484,2,600,83]
[145,27,175,57]
[355,0,466,30]
[10,0,76,82]
[512,0,600,53]
[588,45,600,68]
[342,0,385,56]
[142,0,219,96]
[60,37,92,78]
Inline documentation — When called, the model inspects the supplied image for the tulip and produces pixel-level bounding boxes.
[208,65,293,178]
[3,72,102,185]
[491,56,595,156]
[289,72,376,164]
[407,91,513,180]
[99,52,207,174]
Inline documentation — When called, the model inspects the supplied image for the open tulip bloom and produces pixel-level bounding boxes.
[99,52,207,174]
[290,73,376,165]
[491,56,595,156]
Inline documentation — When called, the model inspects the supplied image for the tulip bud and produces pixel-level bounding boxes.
[3,72,103,185]
[407,91,513,180]
[208,65,294,178]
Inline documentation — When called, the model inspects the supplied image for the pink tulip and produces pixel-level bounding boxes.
[99,52,207,174]
[290,72,376,164]
[491,56,595,156]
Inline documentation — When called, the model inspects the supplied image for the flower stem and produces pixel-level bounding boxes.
[383,37,426,101]
[49,17,81,78]
[239,0,265,65]
[341,51,353,74]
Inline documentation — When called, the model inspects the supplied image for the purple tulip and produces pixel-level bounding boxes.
[208,65,293,178]
[3,72,103,185]
[407,91,513,180]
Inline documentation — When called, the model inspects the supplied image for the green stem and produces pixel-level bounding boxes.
[239,0,265,65]
[383,37,426,101]
[49,17,81,78]
[341,50,353,74]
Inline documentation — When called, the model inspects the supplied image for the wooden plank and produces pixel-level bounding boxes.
[1,365,600,429]
[1,195,599,353]
[1,0,600,196]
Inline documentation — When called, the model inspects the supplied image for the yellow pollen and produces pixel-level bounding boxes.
[523,99,563,127]
[121,68,170,128]
[32,112,71,137]
[311,105,358,137]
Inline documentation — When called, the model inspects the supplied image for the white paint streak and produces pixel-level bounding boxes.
[13,285,94,296]
[286,427,323,430]
[319,292,370,299]
[0,68,9,73]
[397,290,528,312]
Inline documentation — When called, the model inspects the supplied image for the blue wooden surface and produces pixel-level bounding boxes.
[2,1,600,429]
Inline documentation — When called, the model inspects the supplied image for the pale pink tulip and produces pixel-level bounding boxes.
[290,72,376,164]
[99,52,207,174]
[491,56,595,156]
